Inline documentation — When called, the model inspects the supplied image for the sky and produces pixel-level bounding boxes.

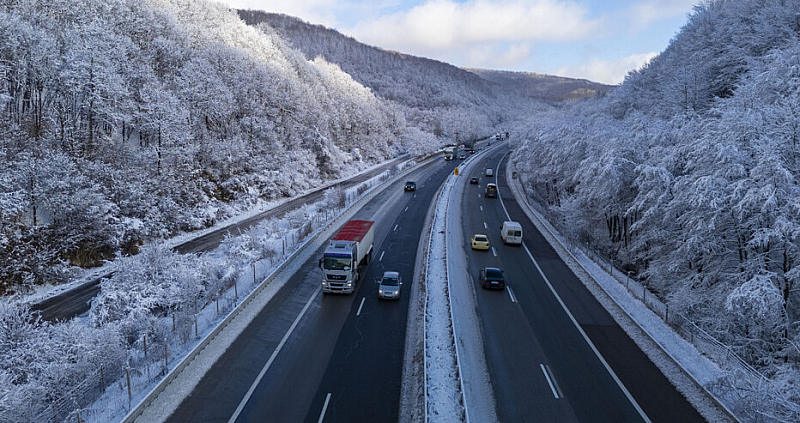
[220,0,699,85]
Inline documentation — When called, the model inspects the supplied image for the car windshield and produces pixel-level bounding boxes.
[381,276,399,286]
[486,269,503,279]
[322,256,351,270]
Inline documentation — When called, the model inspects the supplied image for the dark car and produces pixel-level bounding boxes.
[485,183,497,198]
[470,177,479,184]
[480,267,505,289]
[404,181,416,191]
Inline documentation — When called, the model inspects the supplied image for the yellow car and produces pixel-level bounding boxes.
[471,234,490,250]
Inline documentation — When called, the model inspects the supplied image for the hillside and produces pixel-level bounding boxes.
[511,0,800,419]
[236,10,544,139]
[0,0,444,292]
[466,68,615,102]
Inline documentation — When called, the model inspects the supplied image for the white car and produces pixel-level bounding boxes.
[378,271,402,300]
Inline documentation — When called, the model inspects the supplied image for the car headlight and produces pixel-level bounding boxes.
[394,291,399,295]
[379,289,383,294]
[322,281,327,286]
[347,283,352,287]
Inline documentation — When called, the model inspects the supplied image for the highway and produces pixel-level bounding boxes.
[459,147,704,422]
[30,155,411,322]
[155,142,706,423]
[167,156,457,422]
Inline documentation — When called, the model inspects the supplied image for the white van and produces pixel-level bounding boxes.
[501,221,523,245]
[485,168,493,177]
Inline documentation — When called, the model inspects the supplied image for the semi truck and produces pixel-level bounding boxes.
[444,147,456,161]
[319,219,375,294]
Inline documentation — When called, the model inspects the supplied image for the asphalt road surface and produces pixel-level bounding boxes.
[459,147,704,423]
[30,156,411,322]
[167,156,458,422]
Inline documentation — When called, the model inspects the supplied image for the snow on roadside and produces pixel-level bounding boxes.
[425,170,465,422]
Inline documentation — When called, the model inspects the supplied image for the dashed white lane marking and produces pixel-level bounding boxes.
[318,393,332,423]
[379,251,385,261]
[357,297,366,316]
[507,286,517,303]
[540,364,563,399]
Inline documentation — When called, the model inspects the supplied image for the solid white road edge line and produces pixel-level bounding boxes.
[496,152,651,422]
[540,364,560,398]
[318,393,332,423]
[357,297,366,316]
[506,286,517,303]
[228,286,322,423]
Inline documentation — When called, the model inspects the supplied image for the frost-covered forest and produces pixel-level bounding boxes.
[0,0,540,295]
[512,0,800,413]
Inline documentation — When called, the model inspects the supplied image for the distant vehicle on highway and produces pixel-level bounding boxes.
[471,234,490,250]
[470,177,479,184]
[378,271,402,300]
[459,153,467,160]
[320,220,375,294]
[479,267,505,289]
[485,183,497,198]
[404,181,416,191]
[485,168,493,177]
[501,221,523,245]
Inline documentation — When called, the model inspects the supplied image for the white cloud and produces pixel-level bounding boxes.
[557,52,658,85]
[347,0,599,55]
[628,0,697,29]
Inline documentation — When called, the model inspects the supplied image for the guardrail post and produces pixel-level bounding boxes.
[626,271,631,290]
[163,343,168,375]
[126,367,132,409]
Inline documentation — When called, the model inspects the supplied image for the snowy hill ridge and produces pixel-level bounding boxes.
[237,10,546,139]
[465,68,614,102]
[512,1,800,420]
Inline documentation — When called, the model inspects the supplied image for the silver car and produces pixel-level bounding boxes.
[378,271,402,300]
